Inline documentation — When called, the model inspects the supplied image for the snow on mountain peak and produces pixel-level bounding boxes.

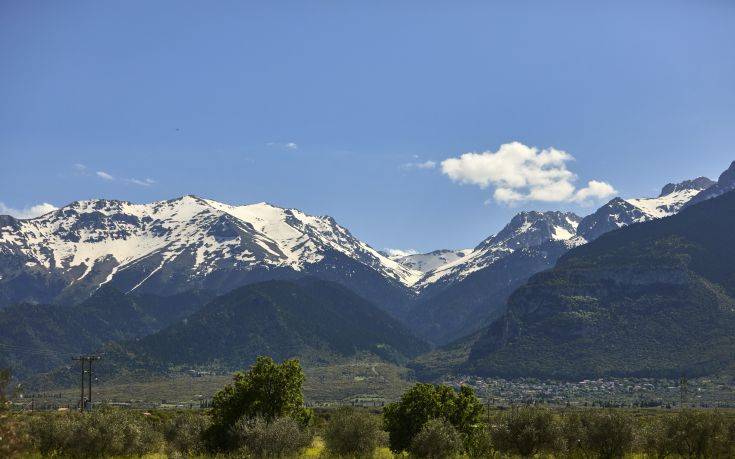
[392,249,471,274]
[0,196,422,295]
[625,177,713,221]
[658,177,714,198]
[413,210,581,289]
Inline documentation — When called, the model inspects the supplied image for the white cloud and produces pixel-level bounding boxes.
[572,180,618,204]
[0,202,58,219]
[73,163,87,171]
[267,141,299,150]
[441,141,616,205]
[96,171,114,180]
[384,248,419,258]
[401,160,437,171]
[128,178,156,187]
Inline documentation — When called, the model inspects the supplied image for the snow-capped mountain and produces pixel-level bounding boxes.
[0,196,421,308]
[576,177,714,241]
[682,161,735,209]
[391,249,471,274]
[414,211,582,292]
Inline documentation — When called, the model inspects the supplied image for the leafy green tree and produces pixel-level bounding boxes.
[205,356,312,451]
[383,383,483,453]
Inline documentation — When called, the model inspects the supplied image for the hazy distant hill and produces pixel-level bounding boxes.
[0,287,213,378]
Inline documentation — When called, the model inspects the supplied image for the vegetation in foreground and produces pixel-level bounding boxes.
[2,357,735,458]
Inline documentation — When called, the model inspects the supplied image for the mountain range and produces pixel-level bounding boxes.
[0,196,417,314]
[2,160,735,384]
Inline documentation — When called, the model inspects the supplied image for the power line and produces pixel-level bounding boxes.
[0,342,73,357]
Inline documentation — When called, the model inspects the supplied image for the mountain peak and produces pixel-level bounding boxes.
[659,176,714,197]
[488,210,581,246]
[682,160,735,209]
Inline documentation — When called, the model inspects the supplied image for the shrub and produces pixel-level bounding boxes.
[323,407,387,456]
[0,413,30,458]
[409,418,463,459]
[383,383,484,452]
[163,411,211,457]
[205,356,313,451]
[489,406,559,457]
[562,409,633,459]
[643,410,732,458]
[28,408,163,457]
[231,416,313,457]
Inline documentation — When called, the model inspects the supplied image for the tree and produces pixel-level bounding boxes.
[383,383,484,453]
[490,406,560,457]
[204,356,312,451]
[323,407,387,456]
[562,409,633,459]
[0,368,12,411]
[644,410,731,458]
[409,418,463,459]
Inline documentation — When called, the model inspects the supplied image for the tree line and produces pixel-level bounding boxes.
[2,357,734,457]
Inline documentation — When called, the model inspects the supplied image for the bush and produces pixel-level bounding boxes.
[409,418,463,459]
[643,410,733,458]
[28,408,163,457]
[0,413,30,458]
[163,411,211,457]
[383,383,484,452]
[323,407,387,456]
[489,406,559,457]
[562,409,633,459]
[231,416,313,457]
[206,356,313,451]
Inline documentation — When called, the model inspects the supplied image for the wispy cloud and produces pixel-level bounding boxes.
[128,178,156,187]
[440,141,616,205]
[401,160,437,171]
[267,141,299,151]
[74,164,156,186]
[0,202,58,219]
[96,171,114,180]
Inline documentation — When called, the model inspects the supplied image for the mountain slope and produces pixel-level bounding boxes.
[576,177,713,241]
[415,211,581,294]
[466,189,735,380]
[0,196,420,312]
[406,240,575,345]
[682,161,735,209]
[391,249,471,274]
[106,278,429,373]
[0,287,213,378]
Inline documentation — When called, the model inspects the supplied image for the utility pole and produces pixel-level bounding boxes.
[72,355,100,412]
[679,374,688,409]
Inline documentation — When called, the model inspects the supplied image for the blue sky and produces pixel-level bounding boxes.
[1,1,734,252]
